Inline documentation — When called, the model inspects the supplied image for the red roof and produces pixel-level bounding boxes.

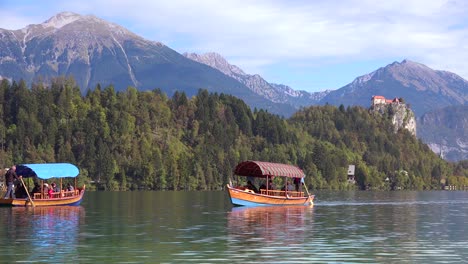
[234,160,305,178]
[372,95,386,100]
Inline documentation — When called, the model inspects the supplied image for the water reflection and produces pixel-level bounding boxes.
[226,205,314,261]
[2,191,467,263]
[2,206,85,262]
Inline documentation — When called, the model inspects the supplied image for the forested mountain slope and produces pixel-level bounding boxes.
[0,78,466,191]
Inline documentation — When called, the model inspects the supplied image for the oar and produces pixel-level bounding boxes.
[302,181,314,206]
[19,177,35,207]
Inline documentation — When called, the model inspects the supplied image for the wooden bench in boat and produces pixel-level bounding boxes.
[33,189,80,199]
[260,189,304,197]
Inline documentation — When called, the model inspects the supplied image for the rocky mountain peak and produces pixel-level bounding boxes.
[387,59,432,75]
[356,59,431,84]
[183,52,245,76]
[389,60,468,98]
[184,52,330,107]
[14,11,142,43]
[42,11,82,29]
[321,58,468,119]
[0,12,173,92]
[345,59,468,103]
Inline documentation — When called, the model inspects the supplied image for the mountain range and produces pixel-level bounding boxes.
[0,12,467,161]
[320,60,468,117]
[183,52,330,108]
[0,11,295,115]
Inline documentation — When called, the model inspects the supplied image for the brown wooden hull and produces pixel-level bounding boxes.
[227,184,314,206]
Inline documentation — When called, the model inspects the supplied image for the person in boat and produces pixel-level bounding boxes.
[48,184,54,198]
[281,180,295,192]
[51,182,60,193]
[287,180,295,191]
[245,180,258,193]
[31,182,41,194]
[268,179,276,190]
[67,183,74,192]
[259,183,266,192]
[293,177,301,192]
[3,165,20,199]
[43,183,52,198]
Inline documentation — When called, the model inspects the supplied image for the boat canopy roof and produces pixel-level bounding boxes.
[15,163,79,180]
[234,160,305,179]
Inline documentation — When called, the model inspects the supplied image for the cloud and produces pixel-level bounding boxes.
[1,0,468,89]
[0,11,41,30]
[91,0,468,76]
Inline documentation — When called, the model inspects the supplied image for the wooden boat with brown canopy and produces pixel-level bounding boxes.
[226,160,314,206]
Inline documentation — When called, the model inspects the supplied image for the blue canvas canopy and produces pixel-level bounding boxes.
[15,163,79,180]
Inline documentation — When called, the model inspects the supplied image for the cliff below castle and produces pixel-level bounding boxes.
[371,101,417,136]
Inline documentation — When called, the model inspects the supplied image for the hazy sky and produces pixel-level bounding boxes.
[1,0,467,92]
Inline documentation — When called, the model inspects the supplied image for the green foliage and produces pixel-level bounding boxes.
[0,77,466,191]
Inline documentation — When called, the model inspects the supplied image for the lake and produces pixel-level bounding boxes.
[0,191,467,263]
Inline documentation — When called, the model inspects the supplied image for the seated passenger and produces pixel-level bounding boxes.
[287,181,295,191]
[268,179,276,190]
[51,182,60,192]
[259,183,266,192]
[31,183,41,194]
[43,183,51,198]
[245,180,258,193]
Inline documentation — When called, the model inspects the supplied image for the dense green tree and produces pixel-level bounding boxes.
[0,78,466,191]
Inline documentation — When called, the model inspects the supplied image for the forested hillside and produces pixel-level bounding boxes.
[1,78,467,191]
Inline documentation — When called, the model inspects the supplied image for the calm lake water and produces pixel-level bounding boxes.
[0,191,467,263]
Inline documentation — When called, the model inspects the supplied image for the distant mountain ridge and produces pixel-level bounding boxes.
[418,105,468,162]
[320,60,468,116]
[0,12,296,116]
[183,52,330,109]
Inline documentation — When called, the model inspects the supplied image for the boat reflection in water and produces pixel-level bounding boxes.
[227,205,314,247]
[4,206,85,262]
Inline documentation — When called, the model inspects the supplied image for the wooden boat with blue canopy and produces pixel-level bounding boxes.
[0,163,85,207]
[226,160,314,206]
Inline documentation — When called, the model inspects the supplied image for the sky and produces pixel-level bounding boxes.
[1,0,467,92]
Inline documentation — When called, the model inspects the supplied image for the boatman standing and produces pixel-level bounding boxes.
[3,165,19,199]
